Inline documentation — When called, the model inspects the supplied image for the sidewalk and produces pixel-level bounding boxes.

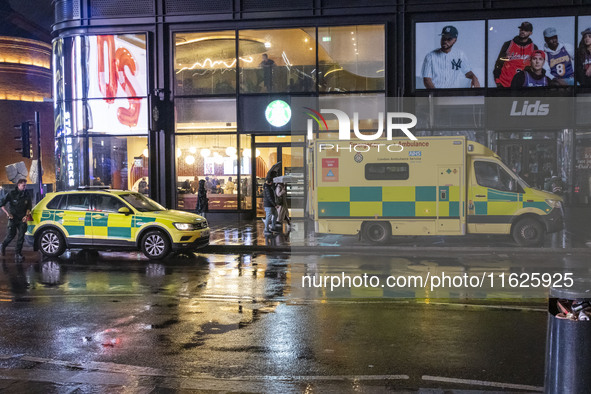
[203,205,591,254]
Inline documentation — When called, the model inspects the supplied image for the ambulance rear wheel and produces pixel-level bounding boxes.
[141,230,171,260]
[512,218,545,247]
[363,222,391,244]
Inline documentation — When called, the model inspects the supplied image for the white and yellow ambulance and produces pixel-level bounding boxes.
[308,136,563,246]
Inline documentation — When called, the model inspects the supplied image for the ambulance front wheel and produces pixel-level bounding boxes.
[362,222,391,244]
[512,218,545,247]
[141,230,171,260]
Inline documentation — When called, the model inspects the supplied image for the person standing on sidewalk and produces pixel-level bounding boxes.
[263,177,277,235]
[0,179,32,262]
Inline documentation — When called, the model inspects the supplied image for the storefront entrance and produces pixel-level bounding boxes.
[253,139,304,217]
[497,133,557,190]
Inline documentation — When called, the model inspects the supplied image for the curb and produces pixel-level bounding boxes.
[202,244,591,256]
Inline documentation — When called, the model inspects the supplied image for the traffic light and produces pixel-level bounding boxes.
[14,122,31,159]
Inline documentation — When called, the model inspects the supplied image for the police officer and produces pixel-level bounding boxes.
[0,178,32,262]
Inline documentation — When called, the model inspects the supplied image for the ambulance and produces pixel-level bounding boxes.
[308,136,563,246]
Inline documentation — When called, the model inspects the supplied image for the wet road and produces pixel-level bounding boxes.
[0,249,587,392]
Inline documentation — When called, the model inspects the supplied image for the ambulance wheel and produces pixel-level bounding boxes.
[141,230,171,260]
[363,222,391,244]
[38,228,66,257]
[512,218,545,247]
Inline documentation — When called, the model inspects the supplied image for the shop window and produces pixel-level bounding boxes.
[239,135,252,210]
[174,31,237,95]
[175,134,239,210]
[175,98,236,133]
[317,25,385,92]
[89,136,148,192]
[574,132,591,204]
[239,28,316,93]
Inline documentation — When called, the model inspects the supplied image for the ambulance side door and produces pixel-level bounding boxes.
[59,193,93,246]
[90,194,134,246]
[469,160,522,233]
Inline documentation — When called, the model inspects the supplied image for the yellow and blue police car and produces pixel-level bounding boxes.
[25,189,209,259]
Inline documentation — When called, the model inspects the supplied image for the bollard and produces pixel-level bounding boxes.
[544,278,591,393]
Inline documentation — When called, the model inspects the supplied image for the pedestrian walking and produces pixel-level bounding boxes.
[263,177,277,235]
[1,179,32,262]
[195,179,209,216]
[275,182,290,232]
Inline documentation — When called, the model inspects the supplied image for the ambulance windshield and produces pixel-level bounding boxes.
[120,193,166,212]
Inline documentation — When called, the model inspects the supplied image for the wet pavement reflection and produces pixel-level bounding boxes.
[0,249,587,392]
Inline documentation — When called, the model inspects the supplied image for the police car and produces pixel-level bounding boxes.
[25,189,209,259]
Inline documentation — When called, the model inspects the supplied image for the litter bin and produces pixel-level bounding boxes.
[544,278,591,393]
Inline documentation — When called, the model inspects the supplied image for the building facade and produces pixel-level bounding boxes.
[51,0,591,218]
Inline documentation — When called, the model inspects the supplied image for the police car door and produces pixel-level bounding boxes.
[91,194,134,246]
[60,193,92,246]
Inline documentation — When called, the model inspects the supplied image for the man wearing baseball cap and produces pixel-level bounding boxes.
[542,27,574,86]
[421,25,480,89]
[577,28,591,87]
[510,50,551,88]
[493,21,538,87]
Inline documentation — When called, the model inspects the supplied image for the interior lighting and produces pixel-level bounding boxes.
[185,155,195,165]
[189,146,196,154]
[226,146,237,156]
[143,148,149,157]
[176,148,181,157]
[255,149,261,157]
[200,148,211,158]
[243,148,252,157]
[264,42,271,49]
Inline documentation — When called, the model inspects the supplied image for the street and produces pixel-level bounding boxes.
[1,248,585,392]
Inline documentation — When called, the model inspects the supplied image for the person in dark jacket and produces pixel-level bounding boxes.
[494,21,538,87]
[0,179,32,262]
[262,177,277,234]
[510,50,552,88]
[195,179,209,216]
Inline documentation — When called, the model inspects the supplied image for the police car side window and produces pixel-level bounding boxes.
[94,195,126,213]
[65,194,91,211]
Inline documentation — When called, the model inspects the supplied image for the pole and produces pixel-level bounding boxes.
[35,111,43,199]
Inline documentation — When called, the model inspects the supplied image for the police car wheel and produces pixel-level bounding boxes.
[512,218,545,247]
[39,229,66,257]
[141,230,170,260]
[363,222,390,244]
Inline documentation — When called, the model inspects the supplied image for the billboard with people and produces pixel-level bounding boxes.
[415,20,485,90]
[488,17,575,88]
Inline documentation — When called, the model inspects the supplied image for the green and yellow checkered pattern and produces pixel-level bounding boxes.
[317,186,461,218]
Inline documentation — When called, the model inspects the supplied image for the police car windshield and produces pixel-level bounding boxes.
[120,193,166,212]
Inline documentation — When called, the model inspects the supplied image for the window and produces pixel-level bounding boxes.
[93,195,127,213]
[64,194,91,211]
[474,161,517,192]
[46,195,63,209]
[239,28,316,93]
[175,134,238,210]
[174,31,237,95]
[317,25,385,92]
[365,163,409,180]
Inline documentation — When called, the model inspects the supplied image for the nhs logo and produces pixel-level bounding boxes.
[408,151,421,157]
